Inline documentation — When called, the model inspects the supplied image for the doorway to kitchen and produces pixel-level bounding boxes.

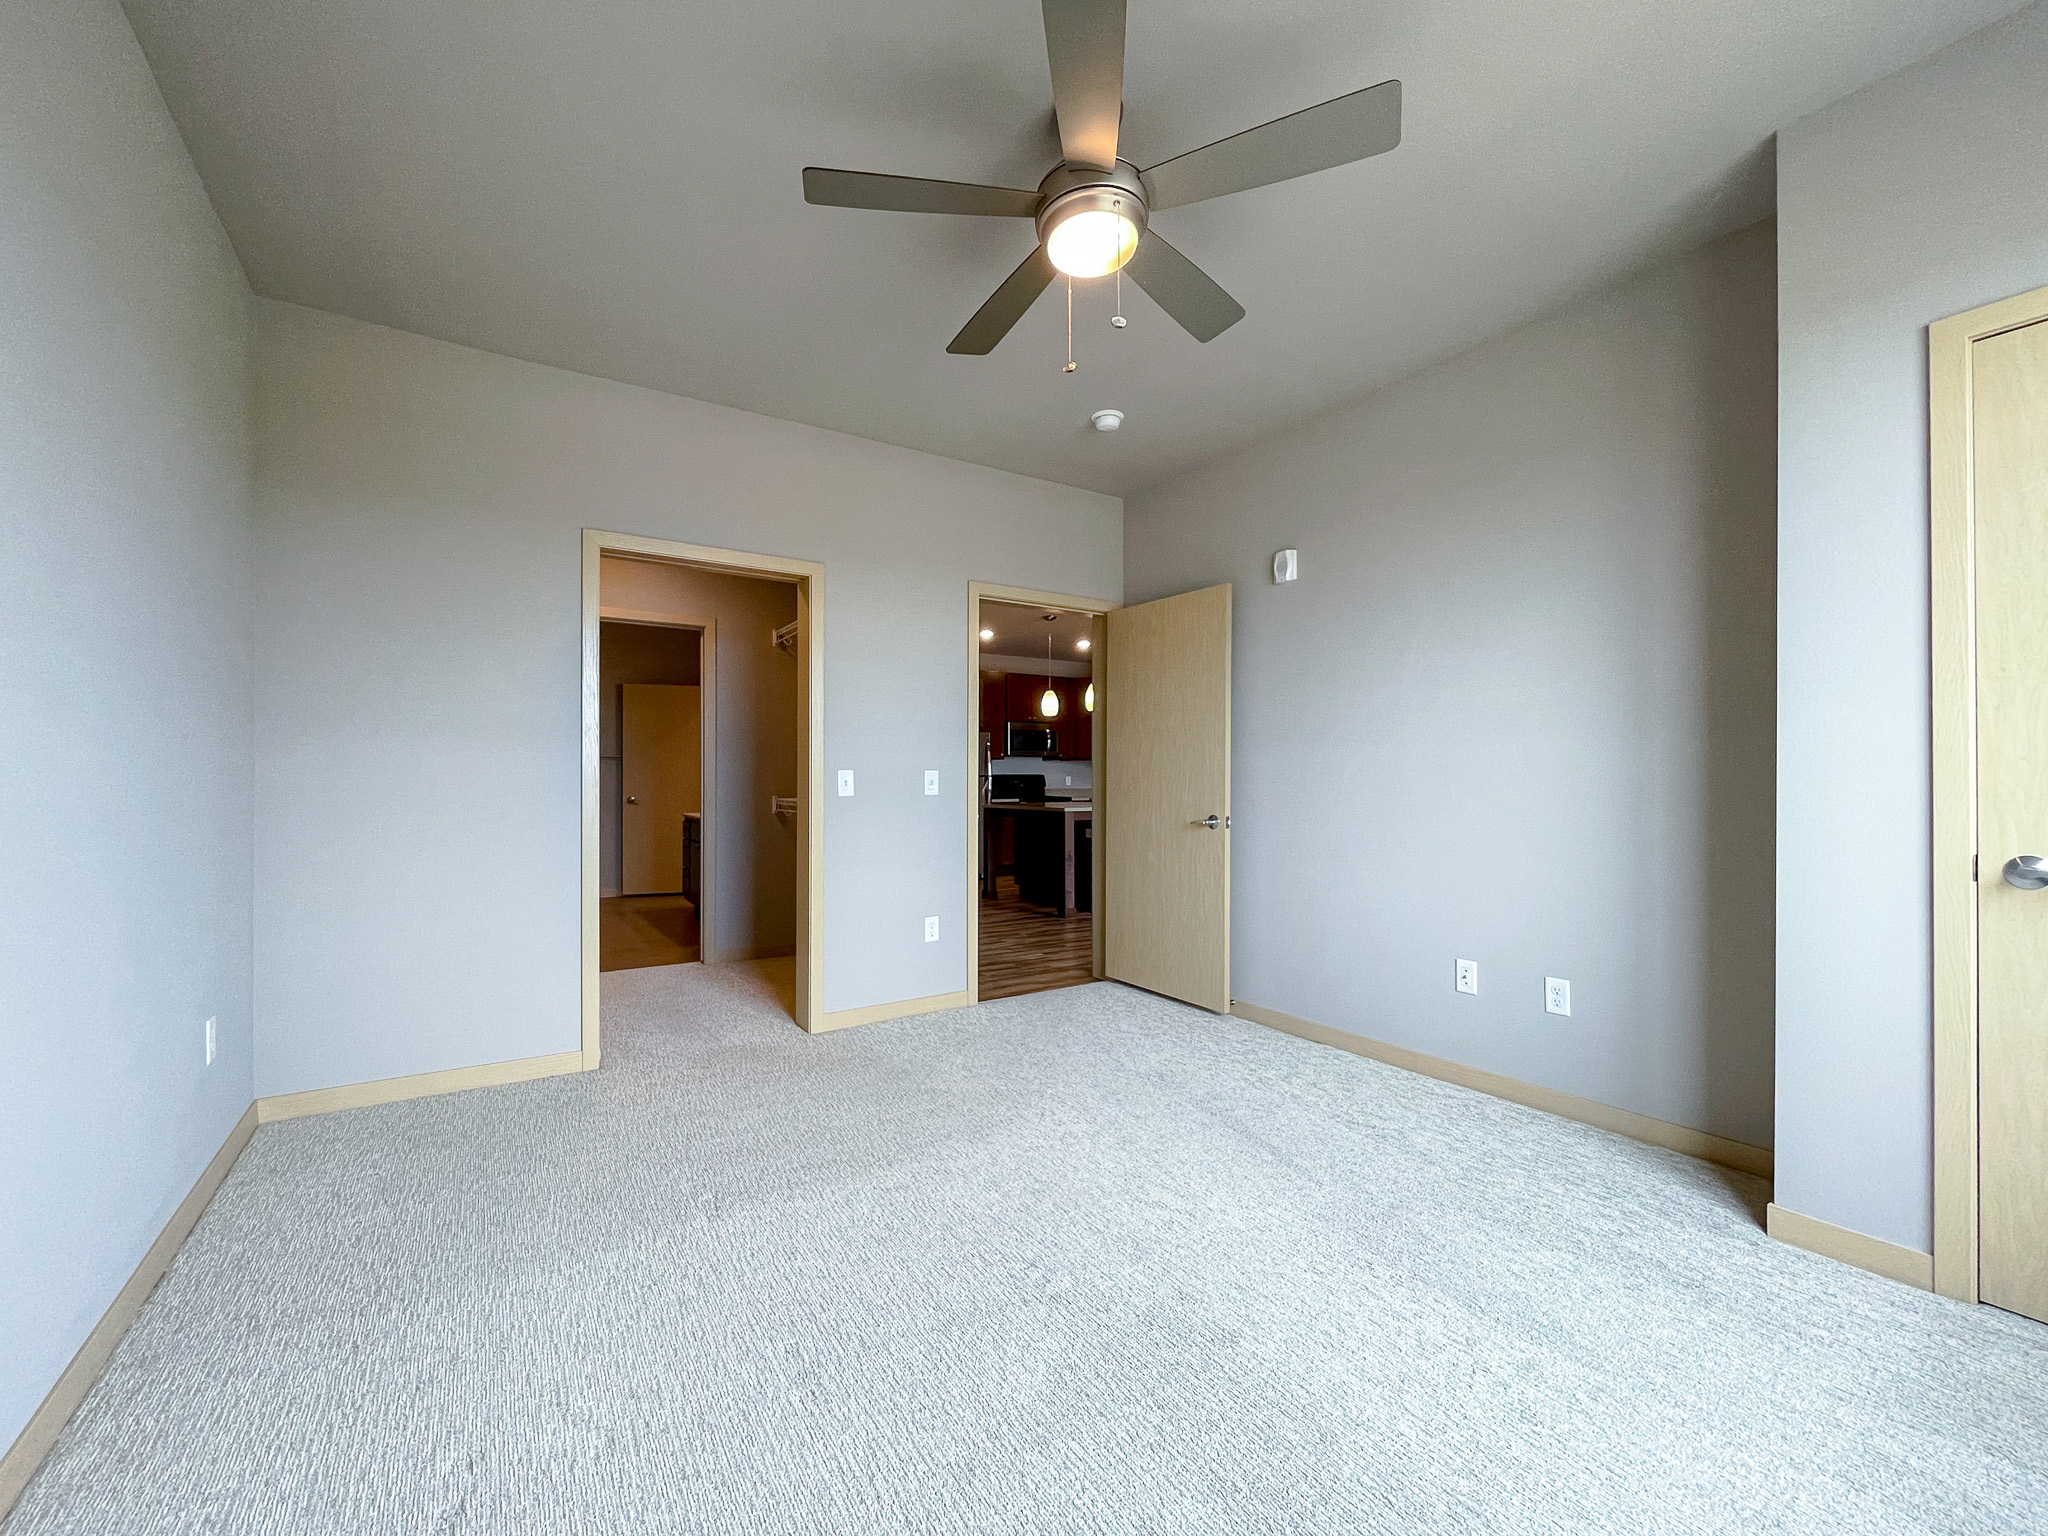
[966,584,1113,1001]
[582,532,825,1055]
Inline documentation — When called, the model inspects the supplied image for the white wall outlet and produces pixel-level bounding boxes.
[837,770,854,797]
[1455,960,1478,995]
[1273,548,1298,584]
[924,915,939,942]
[204,1017,216,1065]
[924,770,939,796]
[1545,977,1572,1016]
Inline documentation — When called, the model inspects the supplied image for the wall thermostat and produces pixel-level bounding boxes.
[1273,548,1298,584]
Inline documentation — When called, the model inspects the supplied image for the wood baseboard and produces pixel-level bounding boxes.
[1,1103,258,1521]
[1230,999,1774,1179]
[255,1050,588,1124]
[816,988,974,1033]
[1765,1202,1934,1290]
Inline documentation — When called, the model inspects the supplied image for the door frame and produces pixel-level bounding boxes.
[583,530,825,1055]
[600,615,715,944]
[965,582,1117,1002]
[1928,280,2048,1302]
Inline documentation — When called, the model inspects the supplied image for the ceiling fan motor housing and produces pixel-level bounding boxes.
[1034,159,1150,248]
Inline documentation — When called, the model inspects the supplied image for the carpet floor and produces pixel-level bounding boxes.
[8,963,2046,1534]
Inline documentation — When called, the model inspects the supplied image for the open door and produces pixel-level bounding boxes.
[1102,584,1231,1012]
[620,682,701,895]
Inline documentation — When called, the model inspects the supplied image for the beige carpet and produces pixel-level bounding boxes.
[7,961,2046,1533]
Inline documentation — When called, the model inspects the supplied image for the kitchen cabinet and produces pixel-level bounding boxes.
[990,670,1093,759]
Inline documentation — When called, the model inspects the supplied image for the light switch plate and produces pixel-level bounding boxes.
[1545,977,1572,1016]
[924,916,939,942]
[924,770,939,796]
[838,770,854,797]
[1455,960,1478,995]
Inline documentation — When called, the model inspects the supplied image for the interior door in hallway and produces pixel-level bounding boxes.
[621,683,701,895]
[1975,314,2048,1324]
[1103,584,1231,1012]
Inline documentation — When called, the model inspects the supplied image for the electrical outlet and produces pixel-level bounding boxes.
[204,1017,216,1065]
[924,915,939,942]
[924,770,939,796]
[1455,959,1478,995]
[1545,977,1572,1017]
[838,770,854,797]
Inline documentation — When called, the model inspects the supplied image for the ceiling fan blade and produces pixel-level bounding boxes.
[1122,232,1245,342]
[1041,0,1125,171]
[802,167,1039,218]
[1140,79,1401,211]
[947,245,1059,354]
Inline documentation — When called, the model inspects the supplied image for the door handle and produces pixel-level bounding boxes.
[1193,815,1229,830]
[626,796,639,805]
[2004,855,2048,889]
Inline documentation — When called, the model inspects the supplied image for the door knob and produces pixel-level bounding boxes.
[2003,855,2048,889]
[1193,815,1229,830]
[626,796,639,805]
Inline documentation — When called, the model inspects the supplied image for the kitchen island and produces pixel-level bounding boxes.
[981,801,1092,916]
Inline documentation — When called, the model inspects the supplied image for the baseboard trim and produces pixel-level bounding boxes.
[1230,1000,1774,1179]
[816,988,974,1033]
[255,1050,588,1124]
[0,1102,258,1520]
[1765,1203,1934,1290]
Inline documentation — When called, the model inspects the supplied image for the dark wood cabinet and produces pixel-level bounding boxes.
[979,671,1006,738]
[987,669,1094,760]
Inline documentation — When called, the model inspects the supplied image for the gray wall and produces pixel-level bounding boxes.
[600,559,800,957]
[0,0,252,1455]
[1776,1,2048,1252]
[1125,221,1778,1150]
[250,300,1119,1096]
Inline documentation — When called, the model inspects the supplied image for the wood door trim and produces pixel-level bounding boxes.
[965,582,1118,1004]
[584,531,825,1046]
[1929,281,2048,1304]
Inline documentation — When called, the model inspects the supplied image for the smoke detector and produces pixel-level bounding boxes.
[1091,409,1124,432]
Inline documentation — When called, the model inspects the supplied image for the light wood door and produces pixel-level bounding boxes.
[1103,584,1230,1012]
[1975,315,2048,1324]
[621,683,700,895]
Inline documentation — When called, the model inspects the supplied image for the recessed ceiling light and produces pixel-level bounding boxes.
[979,628,995,641]
[1076,638,1091,651]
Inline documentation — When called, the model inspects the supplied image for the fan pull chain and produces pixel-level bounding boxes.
[1063,275,1076,373]
[1112,199,1127,329]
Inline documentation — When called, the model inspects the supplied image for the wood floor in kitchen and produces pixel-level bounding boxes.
[977,875,1094,1000]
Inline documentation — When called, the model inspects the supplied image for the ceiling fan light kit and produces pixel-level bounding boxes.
[802,0,1401,363]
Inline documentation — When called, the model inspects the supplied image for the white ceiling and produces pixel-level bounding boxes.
[123,0,2018,496]
[981,600,1096,658]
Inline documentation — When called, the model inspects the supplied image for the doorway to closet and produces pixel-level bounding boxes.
[582,532,825,1050]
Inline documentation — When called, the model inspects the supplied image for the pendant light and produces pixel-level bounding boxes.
[1040,615,1061,719]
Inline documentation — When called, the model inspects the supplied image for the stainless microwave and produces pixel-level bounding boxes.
[1005,722,1058,757]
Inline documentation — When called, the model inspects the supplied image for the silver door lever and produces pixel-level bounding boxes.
[1194,815,1229,830]
[2004,855,2048,889]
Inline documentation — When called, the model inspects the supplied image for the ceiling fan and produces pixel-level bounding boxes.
[802,0,1402,355]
